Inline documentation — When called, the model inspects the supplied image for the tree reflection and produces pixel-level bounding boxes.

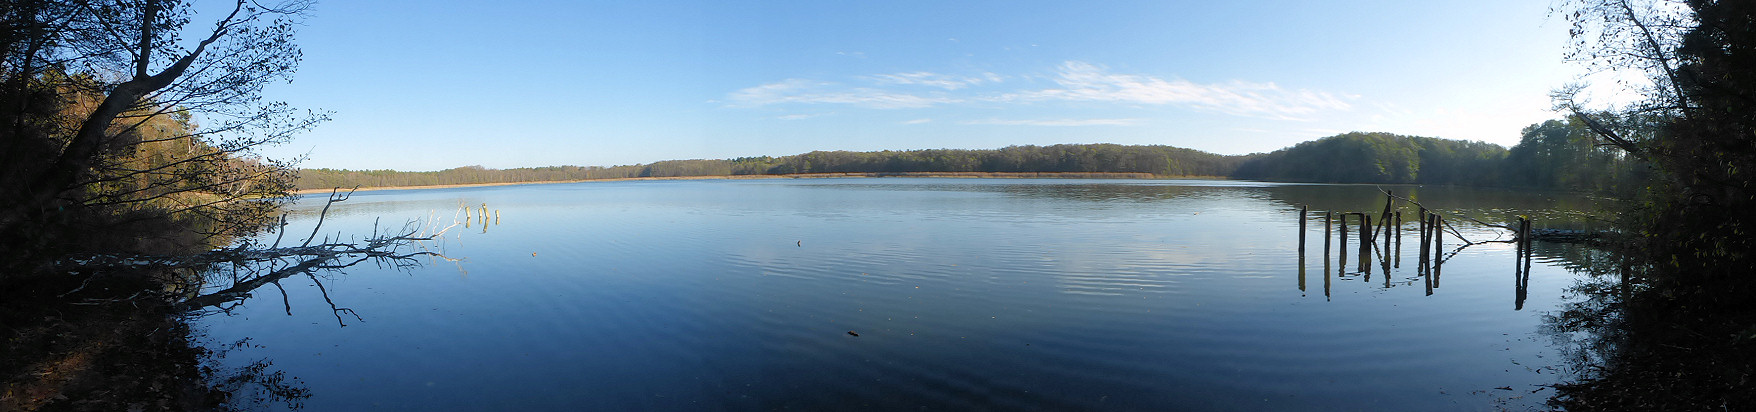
[160,190,458,409]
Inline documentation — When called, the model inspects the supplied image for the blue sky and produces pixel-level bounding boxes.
[251,0,1583,171]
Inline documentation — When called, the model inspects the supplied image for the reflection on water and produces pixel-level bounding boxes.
[1294,192,1570,310]
[196,178,1603,411]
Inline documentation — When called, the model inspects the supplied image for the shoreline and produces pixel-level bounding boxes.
[292,172,1219,194]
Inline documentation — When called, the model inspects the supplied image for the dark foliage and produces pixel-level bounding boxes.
[1546,0,1756,409]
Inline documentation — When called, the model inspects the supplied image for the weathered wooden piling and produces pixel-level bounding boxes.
[1418,215,1432,296]
[1392,210,1403,269]
[1515,217,1530,310]
[1378,191,1394,242]
[1361,214,1371,246]
[1431,214,1443,287]
[1339,213,1349,270]
[1432,214,1443,263]
[1298,206,1308,253]
[1359,213,1371,276]
[1394,211,1402,239]
[1324,211,1332,256]
[1519,216,1533,283]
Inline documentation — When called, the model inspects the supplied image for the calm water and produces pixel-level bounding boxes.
[195,178,1600,411]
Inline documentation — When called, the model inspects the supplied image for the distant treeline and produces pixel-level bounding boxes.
[295,144,1243,189]
[298,119,1642,193]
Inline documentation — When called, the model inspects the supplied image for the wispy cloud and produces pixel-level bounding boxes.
[903,118,933,125]
[724,61,1353,121]
[997,62,1352,120]
[726,79,960,109]
[866,71,1002,90]
[776,113,829,120]
[962,118,1142,126]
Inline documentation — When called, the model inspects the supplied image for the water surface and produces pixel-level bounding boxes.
[198,178,1593,411]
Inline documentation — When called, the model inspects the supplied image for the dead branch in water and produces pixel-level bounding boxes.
[1377,187,1519,246]
[51,187,458,322]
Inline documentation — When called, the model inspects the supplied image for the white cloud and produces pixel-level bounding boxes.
[997,62,1352,120]
[866,71,1001,90]
[776,113,828,120]
[962,118,1142,126]
[903,118,933,125]
[723,61,1352,120]
[726,79,960,109]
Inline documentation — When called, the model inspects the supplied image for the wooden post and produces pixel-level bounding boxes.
[1324,211,1332,256]
[1393,212,1402,252]
[1359,214,1371,246]
[1359,213,1371,276]
[1520,217,1533,277]
[1430,214,1443,262]
[1393,210,1403,269]
[1379,191,1394,243]
[1514,223,1524,309]
[1432,214,1443,287]
[1339,213,1349,271]
[1424,230,1434,297]
[1298,206,1308,254]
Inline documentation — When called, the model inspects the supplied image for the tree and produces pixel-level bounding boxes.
[1548,1,1756,408]
[1557,0,1756,301]
[0,0,323,268]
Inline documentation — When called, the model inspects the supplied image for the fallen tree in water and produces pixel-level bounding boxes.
[46,188,455,320]
[3,188,456,410]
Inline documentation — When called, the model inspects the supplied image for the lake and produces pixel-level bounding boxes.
[194,178,1602,411]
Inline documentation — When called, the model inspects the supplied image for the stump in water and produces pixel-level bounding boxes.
[1324,211,1332,257]
[1359,213,1371,276]
[1431,214,1443,288]
[1378,191,1394,243]
[1339,213,1349,271]
[1298,206,1308,253]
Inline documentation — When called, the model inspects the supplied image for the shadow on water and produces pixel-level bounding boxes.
[1537,241,1756,409]
[1286,188,1600,309]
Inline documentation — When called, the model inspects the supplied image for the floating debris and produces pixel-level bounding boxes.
[846,331,859,337]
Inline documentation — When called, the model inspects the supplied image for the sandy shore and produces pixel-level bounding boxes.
[291,171,1205,195]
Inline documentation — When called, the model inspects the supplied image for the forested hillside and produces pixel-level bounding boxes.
[1230,132,1508,185]
[299,126,1640,193]
[296,143,1244,189]
[1230,125,1646,190]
